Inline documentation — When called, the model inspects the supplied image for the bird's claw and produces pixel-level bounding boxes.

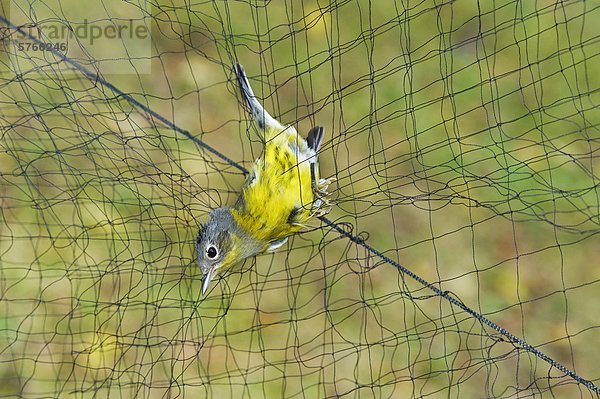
[311,177,335,216]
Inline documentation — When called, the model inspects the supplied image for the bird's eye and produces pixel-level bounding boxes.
[206,245,218,260]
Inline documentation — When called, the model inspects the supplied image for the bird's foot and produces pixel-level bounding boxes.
[311,177,335,216]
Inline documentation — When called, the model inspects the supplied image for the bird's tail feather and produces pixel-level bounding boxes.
[234,63,283,133]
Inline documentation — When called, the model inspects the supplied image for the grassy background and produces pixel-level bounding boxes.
[0,0,598,397]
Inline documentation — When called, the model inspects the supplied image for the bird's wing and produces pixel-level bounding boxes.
[306,126,324,153]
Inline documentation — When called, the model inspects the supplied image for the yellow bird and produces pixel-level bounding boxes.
[196,63,331,295]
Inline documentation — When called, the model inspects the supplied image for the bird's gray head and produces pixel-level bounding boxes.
[196,207,237,295]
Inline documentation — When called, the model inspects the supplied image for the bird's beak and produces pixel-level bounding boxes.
[201,266,216,296]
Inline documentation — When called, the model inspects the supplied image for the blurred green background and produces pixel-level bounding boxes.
[0,0,598,397]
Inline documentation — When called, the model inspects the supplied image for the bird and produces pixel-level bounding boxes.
[195,63,331,295]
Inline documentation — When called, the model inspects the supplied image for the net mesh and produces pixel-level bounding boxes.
[0,0,598,397]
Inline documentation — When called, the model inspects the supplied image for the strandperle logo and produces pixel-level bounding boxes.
[5,0,152,75]
[13,19,149,45]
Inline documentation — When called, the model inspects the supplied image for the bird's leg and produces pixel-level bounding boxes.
[310,163,334,216]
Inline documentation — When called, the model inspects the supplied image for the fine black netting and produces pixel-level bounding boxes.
[0,0,599,398]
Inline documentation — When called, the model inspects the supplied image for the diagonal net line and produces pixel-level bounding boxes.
[1,14,598,395]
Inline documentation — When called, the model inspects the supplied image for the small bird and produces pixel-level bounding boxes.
[196,63,331,295]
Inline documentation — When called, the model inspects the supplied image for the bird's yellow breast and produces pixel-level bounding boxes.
[232,129,315,245]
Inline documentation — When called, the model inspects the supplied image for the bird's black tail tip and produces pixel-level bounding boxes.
[233,63,244,76]
[233,63,253,102]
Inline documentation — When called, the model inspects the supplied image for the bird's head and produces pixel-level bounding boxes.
[196,207,242,295]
